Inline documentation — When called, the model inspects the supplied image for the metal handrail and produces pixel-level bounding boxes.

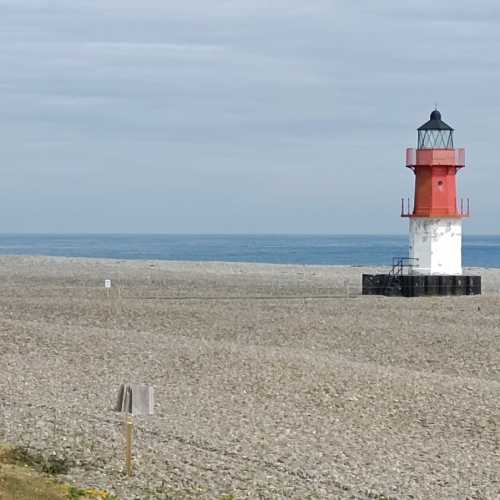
[401,197,470,217]
[401,197,412,217]
[390,257,419,276]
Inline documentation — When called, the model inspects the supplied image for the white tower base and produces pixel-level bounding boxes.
[409,218,462,275]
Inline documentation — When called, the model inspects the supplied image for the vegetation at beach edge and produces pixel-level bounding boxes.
[1,443,238,500]
[0,443,117,500]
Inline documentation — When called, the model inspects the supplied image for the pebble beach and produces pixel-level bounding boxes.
[1,255,500,499]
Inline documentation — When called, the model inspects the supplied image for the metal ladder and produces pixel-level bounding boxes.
[384,257,419,294]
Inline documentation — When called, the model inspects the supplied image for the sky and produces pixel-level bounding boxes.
[0,1,499,234]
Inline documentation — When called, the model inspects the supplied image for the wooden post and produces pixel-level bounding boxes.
[115,383,154,478]
[125,415,133,476]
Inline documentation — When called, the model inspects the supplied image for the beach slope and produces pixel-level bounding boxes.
[0,256,499,499]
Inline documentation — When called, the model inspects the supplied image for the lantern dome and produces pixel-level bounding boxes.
[417,109,454,149]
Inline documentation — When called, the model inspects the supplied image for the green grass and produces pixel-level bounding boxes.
[0,444,117,500]
[5,445,73,475]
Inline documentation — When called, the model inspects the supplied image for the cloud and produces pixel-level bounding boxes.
[0,1,498,232]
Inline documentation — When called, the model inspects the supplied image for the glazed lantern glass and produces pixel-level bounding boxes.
[417,109,454,149]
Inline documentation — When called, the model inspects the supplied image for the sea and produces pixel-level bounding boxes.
[0,234,498,268]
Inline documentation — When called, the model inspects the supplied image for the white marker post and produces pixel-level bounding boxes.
[105,279,111,297]
[114,384,154,476]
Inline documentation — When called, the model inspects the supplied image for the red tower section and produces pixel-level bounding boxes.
[403,110,468,218]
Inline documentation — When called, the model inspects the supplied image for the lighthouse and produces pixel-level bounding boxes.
[404,109,465,275]
[362,109,481,296]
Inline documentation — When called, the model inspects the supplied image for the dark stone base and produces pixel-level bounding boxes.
[362,274,481,297]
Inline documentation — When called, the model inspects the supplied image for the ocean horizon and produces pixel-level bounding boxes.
[0,233,498,268]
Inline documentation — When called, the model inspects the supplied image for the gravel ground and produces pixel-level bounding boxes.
[0,256,499,499]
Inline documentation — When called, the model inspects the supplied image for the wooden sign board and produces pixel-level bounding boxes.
[115,384,154,416]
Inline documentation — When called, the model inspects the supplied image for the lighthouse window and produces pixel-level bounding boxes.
[418,129,454,149]
[437,180,444,186]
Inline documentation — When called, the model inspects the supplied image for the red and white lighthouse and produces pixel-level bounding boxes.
[403,109,468,275]
[362,109,480,296]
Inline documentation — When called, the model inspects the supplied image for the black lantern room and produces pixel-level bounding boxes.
[417,109,454,149]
